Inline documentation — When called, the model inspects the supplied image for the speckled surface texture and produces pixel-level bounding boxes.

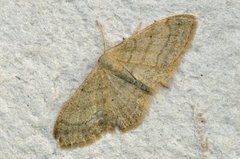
[0,1,239,159]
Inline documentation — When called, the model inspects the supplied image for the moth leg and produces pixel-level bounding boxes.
[133,22,142,35]
[159,81,169,88]
[96,20,107,52]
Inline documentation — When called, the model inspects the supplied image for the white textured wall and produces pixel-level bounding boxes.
[0,0,239,158]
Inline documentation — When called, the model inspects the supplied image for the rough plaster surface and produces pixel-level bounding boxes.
[0,0,239,159]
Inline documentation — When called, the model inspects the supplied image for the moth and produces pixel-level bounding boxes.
[53,14,197,149]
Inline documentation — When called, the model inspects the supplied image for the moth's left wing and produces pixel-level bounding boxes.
[53,65,150,149]
[53,65,112,148]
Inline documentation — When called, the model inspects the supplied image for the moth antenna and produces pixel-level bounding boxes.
[96,20,107,53]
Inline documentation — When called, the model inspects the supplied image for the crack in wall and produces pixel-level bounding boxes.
[191,105,210,159]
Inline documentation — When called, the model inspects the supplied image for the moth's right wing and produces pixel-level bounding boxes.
[104,15,197,91]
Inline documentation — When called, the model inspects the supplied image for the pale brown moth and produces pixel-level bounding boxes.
[53,14,197,149]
